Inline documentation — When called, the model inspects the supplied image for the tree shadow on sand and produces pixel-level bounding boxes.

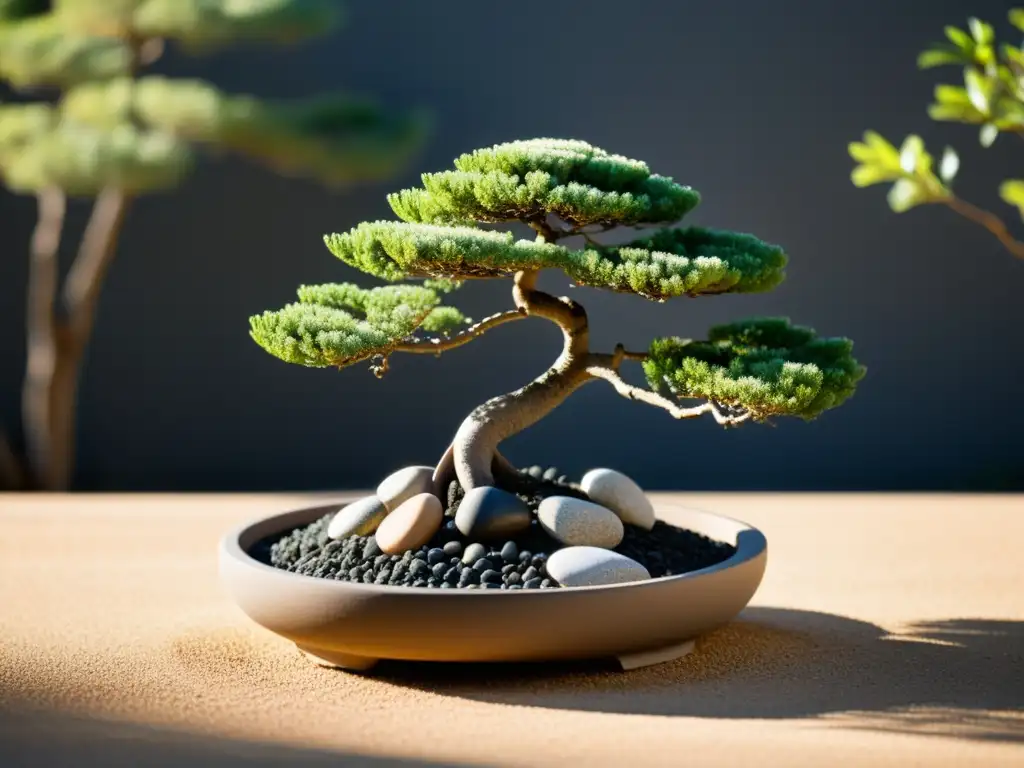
[371,608,1024,743]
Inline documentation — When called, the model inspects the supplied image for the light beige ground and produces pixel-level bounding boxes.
[0,493,1022,767]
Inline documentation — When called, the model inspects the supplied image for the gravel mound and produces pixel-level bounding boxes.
[251,467,735,588]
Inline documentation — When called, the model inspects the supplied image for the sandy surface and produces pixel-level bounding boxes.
[0,492,1022,767]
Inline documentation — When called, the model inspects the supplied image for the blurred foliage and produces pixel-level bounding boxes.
[850,9,1024,260]
[0,0,426,195]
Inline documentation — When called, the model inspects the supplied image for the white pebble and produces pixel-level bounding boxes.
[537,496,624,549]
[546,546,651,587]
[376,465,435,511]
[580,468,655,530]
[327,495,388,539]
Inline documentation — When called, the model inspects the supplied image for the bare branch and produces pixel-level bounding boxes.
[393,308,527,354]
[512,270,588,352]
[616,344,648,362]
[587,364,752,426]
[945,196,1024,261]
[526,216,562,242]
[64,188,132,339]
[709,400,753,426]
[586,365,715,419]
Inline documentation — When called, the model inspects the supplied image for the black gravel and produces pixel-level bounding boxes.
[251,466,735,588]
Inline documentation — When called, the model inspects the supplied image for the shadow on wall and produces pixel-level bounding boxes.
[370,609,1024,743]
[0,708,471,768]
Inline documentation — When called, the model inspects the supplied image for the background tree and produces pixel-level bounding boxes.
[251,139,864,489]
[850,8,1024,261]
[0,0,426,490]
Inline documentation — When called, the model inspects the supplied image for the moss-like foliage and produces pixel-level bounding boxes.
[388,138,700,228]
[324,221,786,300]
[643,318,865,420]
[249,283,466,367]
[258,138,862,427]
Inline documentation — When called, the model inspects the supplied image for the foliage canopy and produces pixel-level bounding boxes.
[0,0,425,195]
[253,139,864,423]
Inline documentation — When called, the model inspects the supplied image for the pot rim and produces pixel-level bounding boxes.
[219,499,767,595]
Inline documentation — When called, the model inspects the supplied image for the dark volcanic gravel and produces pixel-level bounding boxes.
[251,467,736,588]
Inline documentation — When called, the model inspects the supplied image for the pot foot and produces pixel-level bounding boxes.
[616,639,695,671]
[296,644,379,671]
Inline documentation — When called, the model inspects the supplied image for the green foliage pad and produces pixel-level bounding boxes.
[644,318,865,420]
[249,283,466,367]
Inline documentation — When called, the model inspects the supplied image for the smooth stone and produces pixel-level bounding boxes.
[427,548,446,566]
[500,541,519,563]
[443,541,463,558]
[480,569,503,585]
[455,486,532,541]
[327,495,389,540]
[461,542,487,565]
[546,546,651,587]
[377,466,436,512]
[537,496,624,548]
[374,493,443,555]
[471,558,494,573]
[580,468,656,531]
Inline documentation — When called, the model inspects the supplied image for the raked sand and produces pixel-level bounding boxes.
[1,492,1022,767]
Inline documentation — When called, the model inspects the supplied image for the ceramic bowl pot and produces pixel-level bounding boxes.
[219,500,767,672]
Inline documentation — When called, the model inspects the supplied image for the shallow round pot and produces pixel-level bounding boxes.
[219,501,767,671]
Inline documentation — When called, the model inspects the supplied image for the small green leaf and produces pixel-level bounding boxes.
[939,146,959,182]
[999,179,1024,218]
[945,25,974,51]
[1009,9,1024,33]
[887,178,927,212]
[980,122,999,147]
[968,18,994,46]
[1002,44,1024,66]
[851,163,895,187]
[964,68,992,113]
[899,134,925,173]
[918,47,969,69]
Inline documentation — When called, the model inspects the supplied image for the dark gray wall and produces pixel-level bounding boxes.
[2,0,1023,491]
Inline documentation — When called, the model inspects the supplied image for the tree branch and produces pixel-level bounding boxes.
[512,269,589,357]
[526,216,563,242]
[63,187,132,341]
[586,364,751,425]
[21,187,66,489]
[450,269,593,489]
[393,308,527,354]
[944,196,1024,261]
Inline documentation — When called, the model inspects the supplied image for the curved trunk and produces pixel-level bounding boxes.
[450,270,593,490]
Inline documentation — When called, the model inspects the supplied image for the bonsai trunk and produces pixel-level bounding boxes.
[20,187,131,491]
[451,270,595,490]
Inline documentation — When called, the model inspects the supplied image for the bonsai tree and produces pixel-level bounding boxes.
[251,139,865,490]
[0,0,425,490]
[849,9,1024,261]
